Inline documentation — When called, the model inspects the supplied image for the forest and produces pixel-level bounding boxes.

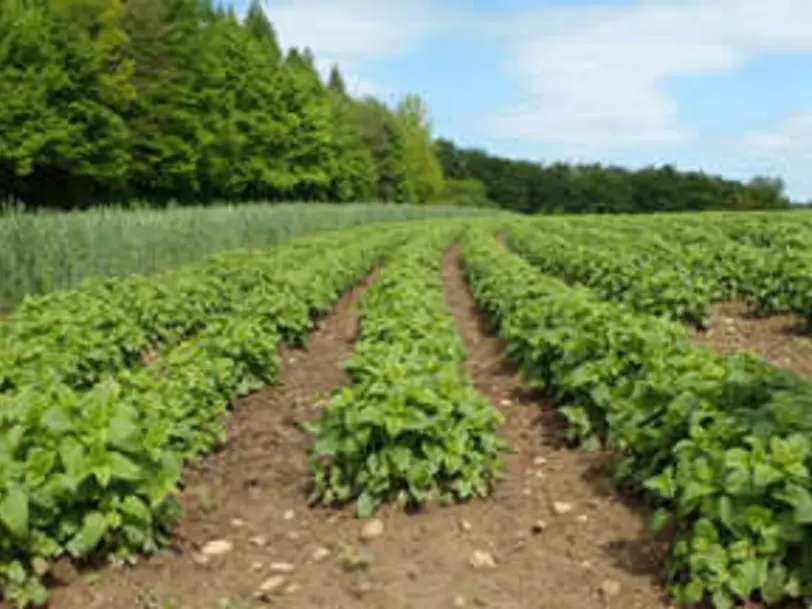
[0,0,794,213]
[435,140,791,213]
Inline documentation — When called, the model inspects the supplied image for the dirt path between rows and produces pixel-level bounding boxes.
[693,302,812,380]
[436,246,670,609]
[44,250,673,609]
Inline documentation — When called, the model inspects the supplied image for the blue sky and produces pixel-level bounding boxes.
[257,0,812,200]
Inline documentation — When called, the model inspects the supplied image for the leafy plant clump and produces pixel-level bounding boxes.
[308,229,508,518]
[0,225,416,607]
[461,226,812,609]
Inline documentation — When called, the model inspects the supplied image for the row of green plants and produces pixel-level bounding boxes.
[517,215,812,331]
[0,223,413,397]
[461,228,812,608]
[608,214,812,322]
[506,221,718,327]
[307,228,508,518]
[0,225,414,606]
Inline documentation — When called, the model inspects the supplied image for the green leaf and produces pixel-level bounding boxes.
[710,587,734,609]
[109,452,142,481]
[648,508,672,535]
[67,512,109,558]
[0,487,29,539]
[778,484,812,524]
[356,492,377,519]
[761,564,787,604]
[728,558,767,599]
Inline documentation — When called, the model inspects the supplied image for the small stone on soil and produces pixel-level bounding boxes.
[284,583,301,595]
[552,501,574,516]
[350,581,373,598]
[287,531,301,540]
[311,546,330,562]
[454,595,467,607]
[230,518,245,528]
[360,518,385,541]
[459,519,473,532]
[578,514,589,523]
[201,539,233,557]
[249,535,268,547]
[283,509,295,521]
[600,579,622,598]
[533,456,547,466]
[531,520,548,534]
[256,575,287,598]
[470,550,497,569]
[269,562,295,573]
[500,399,512,407]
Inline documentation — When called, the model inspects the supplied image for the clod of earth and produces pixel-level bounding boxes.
[200,540,234,557]
[359,518,385,541]
[469,550,497,569]
[552,501,574,516]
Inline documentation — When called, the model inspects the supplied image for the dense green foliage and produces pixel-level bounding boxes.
[0,224,406,395]
[308,228,507,517]
[506,212,812,332]
[0,0,448,208]
[0,203,495,310]
[436,140,792,214]
[461,227,812,608]
[0,222,412,606]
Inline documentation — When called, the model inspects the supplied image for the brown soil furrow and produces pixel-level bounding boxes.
[693,302,812,379]
[437,244,671,609]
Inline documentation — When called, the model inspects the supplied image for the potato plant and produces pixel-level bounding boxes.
[308,227,508,518]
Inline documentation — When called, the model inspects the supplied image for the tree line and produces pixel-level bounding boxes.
[434,140,791,214]
[0,0,792,213]
[0,0,445,209]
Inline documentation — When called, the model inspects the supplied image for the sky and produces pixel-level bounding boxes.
[252,0,812,200]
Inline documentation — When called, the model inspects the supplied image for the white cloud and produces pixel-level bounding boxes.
[263,0,456,101]
[267,0,439,59]
[491,0,812,151]
[738,112,812,199]
[743,112,812,156]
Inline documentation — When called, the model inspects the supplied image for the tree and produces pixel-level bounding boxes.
[243,0,281,63]
[356,98,413,202]
[395,94,445,204]
[121,0,217,201]
[326,91,378,202]
[282,47,335,200]
[0,0,133,207]
[327,64,347,95]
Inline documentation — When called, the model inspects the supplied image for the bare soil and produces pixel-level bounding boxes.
[693,301,812,379]
[44,252,672,609]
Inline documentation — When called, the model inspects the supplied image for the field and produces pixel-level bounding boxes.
[2,210,812,609]
[0,203,493,311]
